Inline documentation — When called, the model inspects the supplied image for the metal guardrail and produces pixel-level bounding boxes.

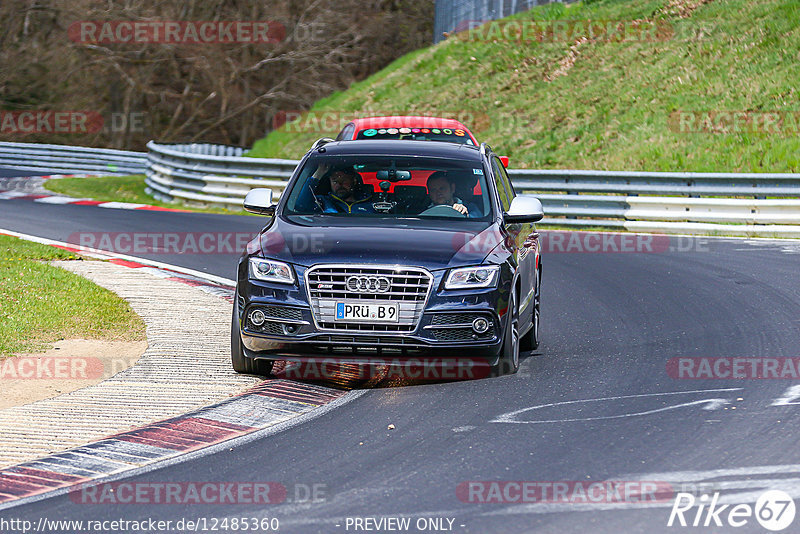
[433,0,578,43]
[145,141,800,237]
[0,141,146,175]
[3,140,798,237]
[145,142,298,207]
[509,169,800,236]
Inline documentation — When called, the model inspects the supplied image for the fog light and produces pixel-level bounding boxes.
[472,317,490,334]
[250,309,266,326]
[284,324,299,335]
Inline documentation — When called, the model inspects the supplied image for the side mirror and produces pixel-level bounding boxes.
[243,188,276,216]
[504,195,544,223]
[499,156,509,168]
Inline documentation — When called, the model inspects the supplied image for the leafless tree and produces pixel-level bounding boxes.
[0,0,433,149]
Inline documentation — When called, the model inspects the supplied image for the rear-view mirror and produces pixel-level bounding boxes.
[376,169,412,182]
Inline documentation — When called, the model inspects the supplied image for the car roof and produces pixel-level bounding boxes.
[312,139,484,161]
[347,116,478,144]
[350,116,471,130]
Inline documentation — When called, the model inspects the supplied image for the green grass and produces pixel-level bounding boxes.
[0,235,146,357]
[248,0,800,172]
[44,175,251,216]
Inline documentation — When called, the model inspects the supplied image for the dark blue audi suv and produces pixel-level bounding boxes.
[232,139,543,377]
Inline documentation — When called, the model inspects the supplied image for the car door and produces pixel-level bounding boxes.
[492,156,536,329]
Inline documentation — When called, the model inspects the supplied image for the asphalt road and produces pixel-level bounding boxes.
[2,188,800,533]
[0,166,49,178]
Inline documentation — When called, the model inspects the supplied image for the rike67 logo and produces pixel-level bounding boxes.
[668,490,796,531]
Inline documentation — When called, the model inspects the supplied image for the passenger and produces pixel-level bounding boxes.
[426,171,481,217]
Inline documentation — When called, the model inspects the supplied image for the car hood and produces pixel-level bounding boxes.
[258,216,506,270]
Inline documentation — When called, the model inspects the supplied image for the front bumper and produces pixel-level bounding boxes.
[237,264,511,365]
[240,305,503,361]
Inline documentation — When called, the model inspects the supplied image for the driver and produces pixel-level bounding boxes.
[426,171,480,217]
[313,165,374,214]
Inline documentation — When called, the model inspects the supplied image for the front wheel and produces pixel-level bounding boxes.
[231,298,274,376]
[493,291,520,376]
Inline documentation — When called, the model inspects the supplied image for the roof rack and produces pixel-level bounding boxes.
[311,137,335,151]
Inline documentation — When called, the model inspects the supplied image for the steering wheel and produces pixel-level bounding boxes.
[418,204,468,218]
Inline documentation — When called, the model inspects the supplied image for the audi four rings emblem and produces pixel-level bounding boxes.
[346,275,391,293]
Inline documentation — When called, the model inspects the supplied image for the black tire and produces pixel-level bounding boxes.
[520,299,540,351]
[231,298,274,376]
[521,269,541,352]
[493,291,520,376]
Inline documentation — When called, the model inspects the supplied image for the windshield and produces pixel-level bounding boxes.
[284,154,491,220]
[355,127,475,145]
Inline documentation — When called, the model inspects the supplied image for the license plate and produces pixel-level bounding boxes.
[335,302,398,322]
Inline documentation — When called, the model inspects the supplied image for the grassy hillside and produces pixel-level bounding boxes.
[249,0,800,172]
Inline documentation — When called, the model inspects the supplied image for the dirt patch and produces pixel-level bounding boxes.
[545,37,589,82]
[0,339,147,409]
[543,0,715,82]
[662,0,715,19]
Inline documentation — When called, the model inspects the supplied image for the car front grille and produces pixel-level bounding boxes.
[306,264,433,333]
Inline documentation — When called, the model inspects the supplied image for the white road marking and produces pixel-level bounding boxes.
[482,465,800,516]
[771,385,800,406]
[491,388,743,424]
[0,227,235,286]
[97,202,147,209]
[741,240,800,255]
[33,196,89,204]
[0,191,31,199]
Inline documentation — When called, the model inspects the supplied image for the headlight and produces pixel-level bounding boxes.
[445,265,500,289]
[249,258,295,284]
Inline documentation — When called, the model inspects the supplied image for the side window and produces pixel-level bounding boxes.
[491,157,511,211]
[497,157,516,200]
[337,123,355,141]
